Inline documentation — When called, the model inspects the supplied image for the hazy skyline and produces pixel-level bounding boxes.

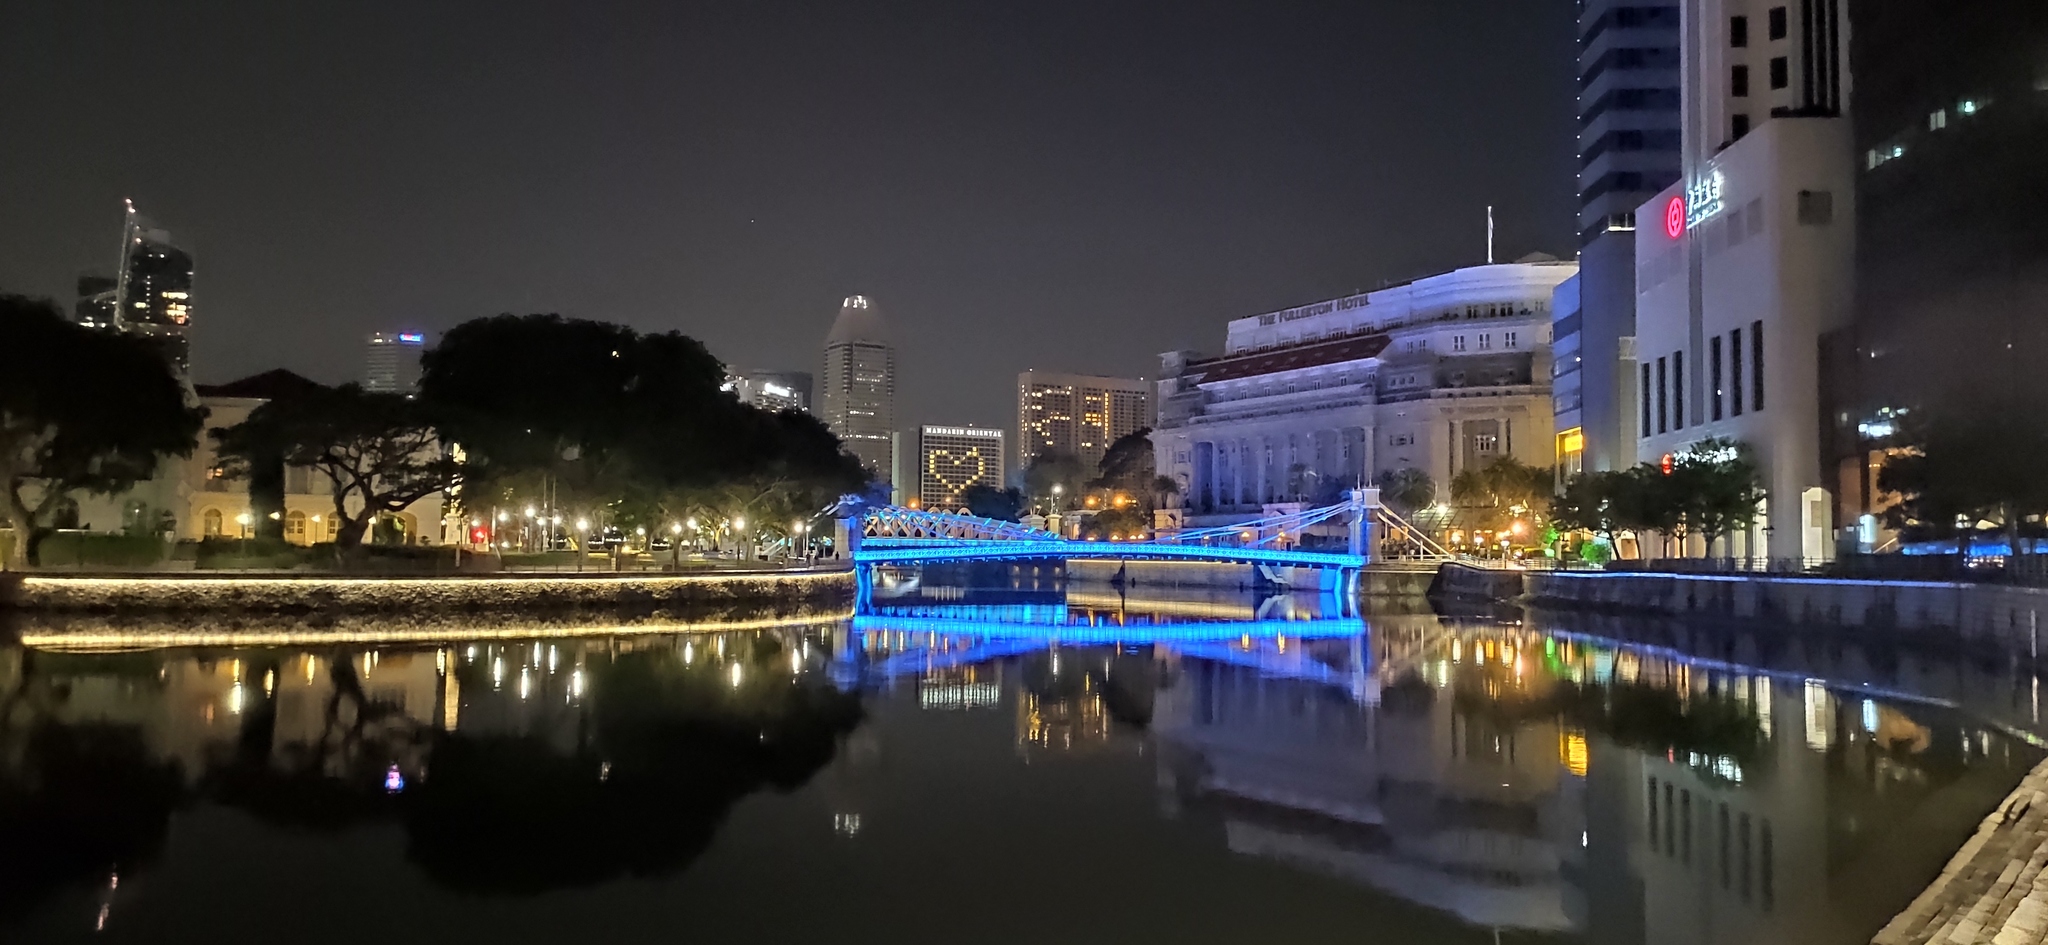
[1,0,1576,432]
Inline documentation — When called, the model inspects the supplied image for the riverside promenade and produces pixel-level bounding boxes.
[0,565,855,615]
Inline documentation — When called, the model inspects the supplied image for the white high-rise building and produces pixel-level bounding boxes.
[365,331,427,393]
[821,296,896,485]
[1630,0,1853,561]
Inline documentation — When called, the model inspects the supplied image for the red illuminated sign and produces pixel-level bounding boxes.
[1664,197,1687,240]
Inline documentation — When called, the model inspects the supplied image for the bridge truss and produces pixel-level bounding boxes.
[849,500,1373,570]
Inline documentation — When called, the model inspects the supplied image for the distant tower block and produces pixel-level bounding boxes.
[822,295,897,484]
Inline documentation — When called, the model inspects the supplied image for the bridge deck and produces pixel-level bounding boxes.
[853,538,1366,569]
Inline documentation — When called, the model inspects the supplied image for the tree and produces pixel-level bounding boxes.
[1672,438,1766,558]
[421,315,863,531]
[213,383,458,550]
[1553,470,1629,542]
[1093,429,1155,497]
[1378,467,1436,517]
[1023,449,1088,509]
[1,296,204,568]
[961,485,1026,522]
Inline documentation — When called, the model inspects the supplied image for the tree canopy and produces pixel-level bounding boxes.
[1092,429,1155,496]
[213,382,458,549]
[419,314,865,531]
[1023,449,1088,509]
[1,295,204,567]
[1552,438,1764,558]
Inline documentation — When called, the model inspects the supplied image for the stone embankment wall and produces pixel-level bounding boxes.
[0,568,854,615]
[1521,570,2048,655]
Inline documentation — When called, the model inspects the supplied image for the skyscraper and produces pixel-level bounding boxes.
[102,201,195,373]
[821,295,896,483]
[1554,1,1683,477]
[1016,371,1152,471]
[365,331,427,392]
[916,425,1006,511]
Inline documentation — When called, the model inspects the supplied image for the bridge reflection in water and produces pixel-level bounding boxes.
[1,581,2040,944]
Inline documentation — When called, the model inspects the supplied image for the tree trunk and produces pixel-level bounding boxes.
[336,513,374,550]
[5,485,42,570]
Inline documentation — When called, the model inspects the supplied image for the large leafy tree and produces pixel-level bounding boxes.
[1,296,204,568]
[1093,429,1155,497]
[1552,469,1631,543]
[213,383,458,549]
[421,315,863,534]
[1023,449,1088,510]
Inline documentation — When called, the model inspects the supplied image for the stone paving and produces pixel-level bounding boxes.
[1876,760,2048,944]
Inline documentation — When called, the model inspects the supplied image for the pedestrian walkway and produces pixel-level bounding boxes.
[1877,760,2048,944]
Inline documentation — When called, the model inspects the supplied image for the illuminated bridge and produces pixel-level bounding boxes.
[838,494,1395,574]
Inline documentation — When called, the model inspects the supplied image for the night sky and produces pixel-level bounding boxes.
[1,1,1576,432]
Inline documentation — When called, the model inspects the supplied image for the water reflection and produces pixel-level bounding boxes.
[0,581,2041,944]
[0,626,859,912]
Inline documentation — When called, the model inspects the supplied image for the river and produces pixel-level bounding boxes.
[1,568,2039,944]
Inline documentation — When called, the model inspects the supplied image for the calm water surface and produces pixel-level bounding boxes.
[2,572,2043,944]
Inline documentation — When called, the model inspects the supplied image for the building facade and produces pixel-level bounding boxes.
[364,331,427,393]
[915,425,1005,511]
[1830,0,2048,538]
[48,370,448,546]
[1630,0,1854,561]
[1152,260,1576,521]
[1015,371,1152,470]
[821,295,896,485]
[1559,0,1683,477]
[727,369,814,414]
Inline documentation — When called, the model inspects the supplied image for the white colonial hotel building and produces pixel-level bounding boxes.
[1152,258,1577,523]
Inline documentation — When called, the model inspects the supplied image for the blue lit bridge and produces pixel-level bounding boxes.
[836,492,1425,576]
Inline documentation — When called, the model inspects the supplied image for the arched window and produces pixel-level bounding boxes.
[202,508,224,538]
[285,510,308,543]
